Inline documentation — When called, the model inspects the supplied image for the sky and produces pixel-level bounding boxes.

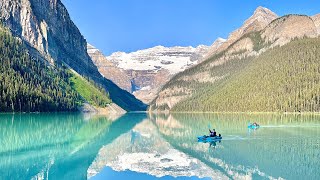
[62,0,320,55]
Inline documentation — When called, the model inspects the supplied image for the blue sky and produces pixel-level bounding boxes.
[62,0,320,55]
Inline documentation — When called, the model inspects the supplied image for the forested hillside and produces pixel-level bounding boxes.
[0,26,114,112]
[173,38,320,112]
[0,27,81,112]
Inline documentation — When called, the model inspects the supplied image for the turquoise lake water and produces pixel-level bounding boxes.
[0,113,319,180]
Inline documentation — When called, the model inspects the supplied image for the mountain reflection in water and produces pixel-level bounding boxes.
[91,113,320,180]
[0,113,319,180]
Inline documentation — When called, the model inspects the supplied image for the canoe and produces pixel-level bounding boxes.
[197,135,222,142]
[248,124,260,129]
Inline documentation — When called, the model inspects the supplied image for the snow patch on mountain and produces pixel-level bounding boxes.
[106,45,209,74]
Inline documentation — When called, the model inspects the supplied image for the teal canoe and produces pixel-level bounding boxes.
[197,135,222,142]
[248,124,260,129]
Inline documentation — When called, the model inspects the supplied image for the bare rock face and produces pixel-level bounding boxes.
[132,69,171,104]
[204,37,226,60]
[215,6,278,54]
[87,44,132,92]
[262,15,318,47]
[0,0,98,76]
[311,14,320,35]
[0,0,47,54]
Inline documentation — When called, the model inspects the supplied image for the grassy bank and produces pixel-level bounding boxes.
[69,71,112,108]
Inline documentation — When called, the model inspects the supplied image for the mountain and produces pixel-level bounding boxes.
[89,45,211,104]
[212,6,278,55]
[312,14,320,34]
[0,0,95,75]
[204,37,226,59]
[87,44,132,92]
[0,25,81,112]
[262,15,317,47]
[0,0,146,111]
[150,7,320,112]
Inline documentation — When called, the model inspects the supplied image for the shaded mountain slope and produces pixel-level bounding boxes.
[0,26,81,112]
[0,0,146,111]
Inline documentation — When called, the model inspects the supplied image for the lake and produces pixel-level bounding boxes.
[0,113,319,180]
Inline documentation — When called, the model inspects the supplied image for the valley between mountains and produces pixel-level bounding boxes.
[86,6,320,113]
[1,1,320,113]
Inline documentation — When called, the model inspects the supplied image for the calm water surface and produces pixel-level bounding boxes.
[0,113,319,180]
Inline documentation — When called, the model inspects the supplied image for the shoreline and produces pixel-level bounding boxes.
[149,111,320,115]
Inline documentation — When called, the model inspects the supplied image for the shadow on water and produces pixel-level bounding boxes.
[0,112,146,180]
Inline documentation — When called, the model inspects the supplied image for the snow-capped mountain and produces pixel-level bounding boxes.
[107,45,209,74]
[87,6,279,105]
[88,44,213,104]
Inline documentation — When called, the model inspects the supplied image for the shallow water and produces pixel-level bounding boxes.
[0,113,319,180]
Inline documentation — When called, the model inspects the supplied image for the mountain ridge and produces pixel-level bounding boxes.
[211,6,278,56]
[150,7,320,112]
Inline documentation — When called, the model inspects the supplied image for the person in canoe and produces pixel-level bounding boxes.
[199,130,222,140]
[209,129,217,137]
[253,122,259,126]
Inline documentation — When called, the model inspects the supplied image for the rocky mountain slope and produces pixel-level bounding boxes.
[89,45,212,104]
[204,37,226,59]
[87,44,132,92]
[312,14,320,34]
[206,6,278,58]
[0,0,146,111]
[150,7,320,112]
[0,0,95,75]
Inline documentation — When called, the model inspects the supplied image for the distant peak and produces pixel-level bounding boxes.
[87,43,100,54]
[153,45,165,49]
[196,44,209,49]
[210,37,226,46]
[216,37,226,42]
[241,6,278,29]
[253,6,277,17]
[255,6,266,12]
[87,43,95,49]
